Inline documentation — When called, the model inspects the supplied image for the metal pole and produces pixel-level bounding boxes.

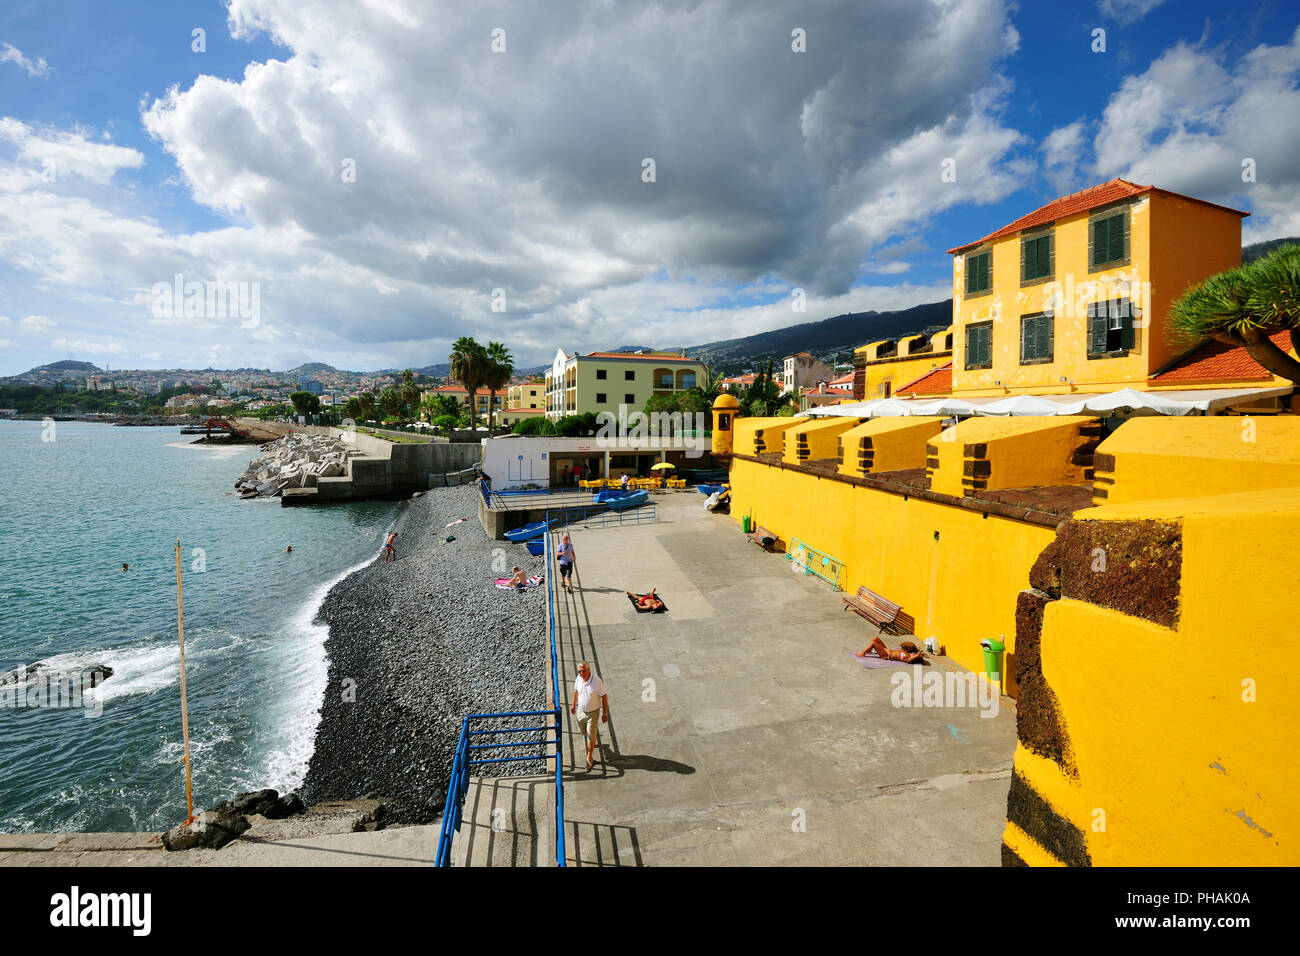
[175,539,195,824]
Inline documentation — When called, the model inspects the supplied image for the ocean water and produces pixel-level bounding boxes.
[0,421,400,833]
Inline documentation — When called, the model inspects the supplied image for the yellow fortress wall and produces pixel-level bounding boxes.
[728,457,1055,679]
[927,416,1098,498]
[784,417,863,464]
[1092,415,1300,505]
[1004,487,1300,866]
[838,417,944,477]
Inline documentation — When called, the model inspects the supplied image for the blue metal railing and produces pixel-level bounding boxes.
[434,517,567,867]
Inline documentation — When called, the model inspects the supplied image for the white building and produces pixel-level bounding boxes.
[782,352,834,396]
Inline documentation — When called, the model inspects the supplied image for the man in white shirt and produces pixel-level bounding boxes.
[570,661,609,771]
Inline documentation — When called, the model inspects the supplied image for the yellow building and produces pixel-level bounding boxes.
[507,381,545,410]
[853,327,953,400]
[544,348,706,421]
[947,179,1248,397]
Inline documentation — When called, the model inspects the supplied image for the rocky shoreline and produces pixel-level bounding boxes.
[298,483,548,825]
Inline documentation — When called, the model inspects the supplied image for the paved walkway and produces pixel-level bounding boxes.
[552,493,1017,866]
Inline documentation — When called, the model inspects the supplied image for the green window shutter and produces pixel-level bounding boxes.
[1040,315,1052,360]
[1020,317,1031,362]
[1087,302,1106,354]
[1047,234,1055,278]
[980,324,992,365]
[1119,212,1130,263]
[1020,240,1027,283]
[1121,300,1135,350]
[1090,219,1104,268]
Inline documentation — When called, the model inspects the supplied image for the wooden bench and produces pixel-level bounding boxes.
[842,585,910,634]
[746,525,785,553]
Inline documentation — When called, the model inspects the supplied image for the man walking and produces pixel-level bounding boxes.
[557,533,576,593]
[570,661,609,771]
[384,531,398,563]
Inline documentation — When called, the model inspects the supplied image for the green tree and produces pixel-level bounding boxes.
[423,392,461,422]
[484,341,514,428]
[449,337,488,428]
[356,391,376,420]
[1170,243,1300,382]
[738,359,795,417]
[433,413,461,431]
[378,386,402,419]
[289,390,321,415]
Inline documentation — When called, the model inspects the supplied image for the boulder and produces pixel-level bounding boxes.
[162,809,250,851]
[233,788,280,817]
[268,793,307,819]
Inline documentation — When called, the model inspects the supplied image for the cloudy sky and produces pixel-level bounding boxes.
[1,0,1298,375]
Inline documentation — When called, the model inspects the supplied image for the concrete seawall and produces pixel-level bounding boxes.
[238,419,482,502]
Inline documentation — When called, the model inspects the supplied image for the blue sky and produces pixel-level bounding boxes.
[1,0,1298,375]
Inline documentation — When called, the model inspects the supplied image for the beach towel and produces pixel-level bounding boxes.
[627,592,668,614]
[445,518,468,528]
[849,651,910,669]
[495,575,543,590]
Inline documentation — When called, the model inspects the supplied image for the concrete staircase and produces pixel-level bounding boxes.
[448,774,555,867]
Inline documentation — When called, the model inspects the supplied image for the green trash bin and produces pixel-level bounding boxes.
[742,514,752,534]
[981,638,1005,680]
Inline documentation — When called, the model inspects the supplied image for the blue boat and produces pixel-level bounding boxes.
[604,490,649,511]
[594,489,634,503]
[697,484,725,496]
[505,520,550,542]
[525,540,545,556]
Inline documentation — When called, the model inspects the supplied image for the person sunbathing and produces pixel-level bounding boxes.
[510,567,529,590]
[855,636,924,663]
[626,588,664,611]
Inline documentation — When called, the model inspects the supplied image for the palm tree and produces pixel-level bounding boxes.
[401,380,421,417]
[1170,244,1300,382]
[691,364,724,407]
[449,336,488,428]
[378,386,402,419]
[484,341,514,429]
[356,391,376,420]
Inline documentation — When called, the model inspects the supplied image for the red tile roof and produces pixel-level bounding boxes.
[1150,330,1293,384]
[947,179,1249,255]
[896,362,952,396]
[583,351,693,361]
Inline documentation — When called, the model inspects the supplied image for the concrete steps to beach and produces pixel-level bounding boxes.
[448,775,555,867]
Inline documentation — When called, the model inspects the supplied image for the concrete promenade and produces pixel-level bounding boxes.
[552,493,1017,866]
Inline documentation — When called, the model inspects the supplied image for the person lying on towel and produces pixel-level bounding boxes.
[854,636,924,664]
[626,589,665,612]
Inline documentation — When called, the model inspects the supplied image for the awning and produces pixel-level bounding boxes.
[802,386,1291,419]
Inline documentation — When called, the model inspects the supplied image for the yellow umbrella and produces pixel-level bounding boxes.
[650,461,676,470]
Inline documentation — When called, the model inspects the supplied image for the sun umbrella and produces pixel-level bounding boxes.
[651,461,676,470]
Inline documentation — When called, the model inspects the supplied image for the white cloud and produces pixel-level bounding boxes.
[51,336,127,356]
[0,43,49,78]
[0,118,144,183]
[1041,121,1086,194]
[1045,28,1300,243]
[1098,0,1166,26]
[5,0,1026,370]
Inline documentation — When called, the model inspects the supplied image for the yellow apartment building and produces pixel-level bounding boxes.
[544,348,707,421]
[947,179,1248,396]
[507,381,545,410]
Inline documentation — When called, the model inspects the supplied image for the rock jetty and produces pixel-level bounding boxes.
[234,433,360,498]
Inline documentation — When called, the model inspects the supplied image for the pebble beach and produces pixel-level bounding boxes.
[298,484,548,825]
